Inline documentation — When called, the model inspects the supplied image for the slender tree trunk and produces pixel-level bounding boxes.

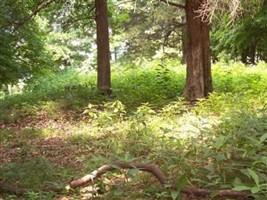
[249,43,256,64]
[183,0,212,102]
[95,0,111,95]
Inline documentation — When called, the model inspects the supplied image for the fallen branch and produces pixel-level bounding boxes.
[0,162,253,199]
[67,162,167,188]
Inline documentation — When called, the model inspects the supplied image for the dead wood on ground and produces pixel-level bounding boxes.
[0,162,252,199]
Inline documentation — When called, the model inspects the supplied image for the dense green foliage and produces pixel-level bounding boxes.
[1,60,267,199]
[111,1,185,61]
[211,1,267,63]
[0,0,51,87]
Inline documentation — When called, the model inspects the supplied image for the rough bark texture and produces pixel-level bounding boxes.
[183,0,212,102]
[95,0,111,95]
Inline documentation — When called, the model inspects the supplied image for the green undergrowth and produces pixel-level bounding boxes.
[1,60,267,199]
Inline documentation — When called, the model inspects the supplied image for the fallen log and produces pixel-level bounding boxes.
[0,162,253,199]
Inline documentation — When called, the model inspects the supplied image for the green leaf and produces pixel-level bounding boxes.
[233,177,242,185]
[170,190,180,200]
[251,186,260,194]
[247,168,259,186]
[215,153,226,161]
[118,153,134,162]
[260,133,267,143]
[233,185,252,191]
[214,136,226,149]
[113,188,123,196]
[176,175,187,191]
[127,169,139,177]
[259,184,267,189]
[252,156,267,166]
[261,157,267,166]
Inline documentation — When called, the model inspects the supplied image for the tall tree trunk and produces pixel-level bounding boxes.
[183,0,212,102]
[95,0,111,95]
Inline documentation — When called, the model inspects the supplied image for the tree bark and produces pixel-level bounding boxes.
[95,0,111,95]
[183,0,212,102]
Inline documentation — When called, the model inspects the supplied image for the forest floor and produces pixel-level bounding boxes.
[1,61,267,199]
[1,114,224,200]
[0,114,211,200]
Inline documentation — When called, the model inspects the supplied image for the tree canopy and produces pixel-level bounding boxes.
[0,0,51,87]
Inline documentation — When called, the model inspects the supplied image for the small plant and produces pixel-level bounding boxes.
[83,100,126,126]
[233,168,267,198]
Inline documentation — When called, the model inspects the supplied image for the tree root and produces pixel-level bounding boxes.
[0,162,253,199]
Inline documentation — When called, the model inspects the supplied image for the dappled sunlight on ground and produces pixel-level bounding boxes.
[1,62,267,199]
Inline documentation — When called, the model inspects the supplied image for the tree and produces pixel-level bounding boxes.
[0,0,113,94]
[211,0,267,64]
[0,0,51,88]
[45,0,112,94]
[95,0,111,95]
[115,0,212,101]
[156,0,212,101]
[183,0,212,101]
[163,0,264,101]
[114,1,185,61]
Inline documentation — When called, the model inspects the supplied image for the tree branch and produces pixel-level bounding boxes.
[68,162,167,188]
[159,0,185,9]
[14,0,55,28]
[0,162,253,199]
